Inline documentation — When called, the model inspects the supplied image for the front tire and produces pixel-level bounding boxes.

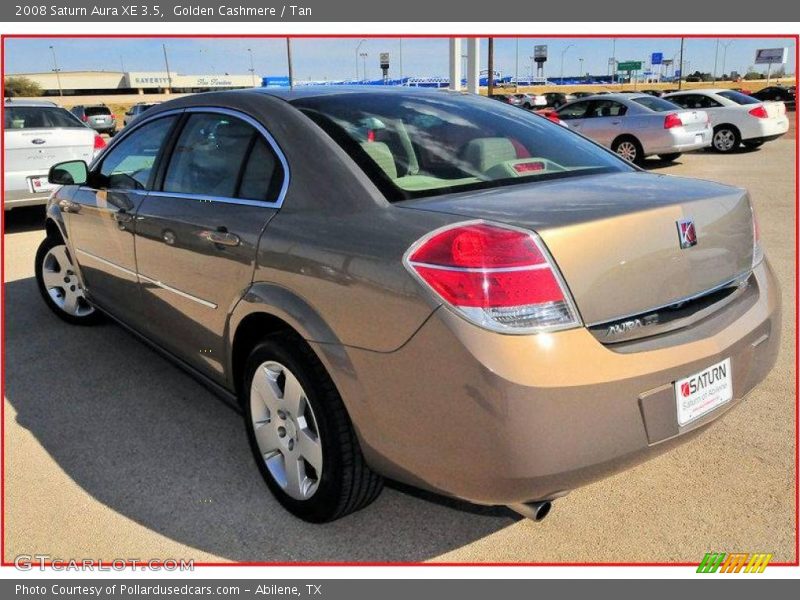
[712,125,741,153]
[612,136,645,166]
[35,235,101,325]
[243,333,383,522]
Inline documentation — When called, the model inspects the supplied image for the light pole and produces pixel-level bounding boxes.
[721,40,734,80]
[360,52,368,81]
[247,48,256,87]
[560,44,574,84]
[49,45,63,97]
[578,57,584,82]
[355,39,366,80]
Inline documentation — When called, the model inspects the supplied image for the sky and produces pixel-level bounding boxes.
[4,37,796,81]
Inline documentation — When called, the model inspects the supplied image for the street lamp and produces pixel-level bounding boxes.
[360,52,369,81]
[578,57,584,82]
[355,39,366,80]
[721,40,735,80]
[560,44,574,84]
[49,45,63,97]
[247,48,256,87]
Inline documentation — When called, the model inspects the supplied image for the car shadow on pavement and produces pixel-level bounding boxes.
[3,276,518,563]
[3,206,47,234]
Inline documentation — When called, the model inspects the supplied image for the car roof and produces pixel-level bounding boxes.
[3,98,59,107]
[664,88,728,95]
[245,85,462,102]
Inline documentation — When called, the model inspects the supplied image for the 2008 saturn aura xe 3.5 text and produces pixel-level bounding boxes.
[37,87,780,523]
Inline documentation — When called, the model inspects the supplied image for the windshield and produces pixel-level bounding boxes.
[4,106,85,129]
[631,95,682,112]
[718,90,761,105]
[293,92,632,201]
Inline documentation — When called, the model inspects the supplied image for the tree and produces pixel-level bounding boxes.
[4,76,42,97]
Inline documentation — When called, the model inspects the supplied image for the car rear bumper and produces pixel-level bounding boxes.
[329,259,781,506]
[3,187,52,210]
[741,118,789,141]
[646,127,712,156]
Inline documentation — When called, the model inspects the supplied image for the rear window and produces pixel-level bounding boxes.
[293,92,632,202]
[4,106,85,129]
[85,106,112,116]
[717,91,760,105]
[631,96,682,112]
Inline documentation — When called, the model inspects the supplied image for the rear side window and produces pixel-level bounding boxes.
[557,101,590,120]
[632,96,682,112]
[586,100,627,118]
[4,106,84,129]
[717,90,760,105]
[99,116,176,190]
[163,112,283,201]
[85,106,111,116]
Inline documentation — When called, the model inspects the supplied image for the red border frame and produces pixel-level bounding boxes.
[1,32,798,569]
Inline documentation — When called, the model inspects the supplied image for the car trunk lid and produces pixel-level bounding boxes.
[3,127,95,173]
[675,109,709,132]
[398,172,755,326]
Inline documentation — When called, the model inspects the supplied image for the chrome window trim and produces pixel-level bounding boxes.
[90,106,290,209]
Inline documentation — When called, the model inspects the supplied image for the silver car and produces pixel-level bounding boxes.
[3,99,104,210]
[556,93,712,164]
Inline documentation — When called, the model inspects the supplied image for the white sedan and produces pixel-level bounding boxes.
[3,99,105,211]
[663,89,789,153]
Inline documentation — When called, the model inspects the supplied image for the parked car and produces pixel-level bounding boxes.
[512,93,547,108]
[490,93,524,107]
[556,93,711,164]
[750,86,795,111]
[38,88,779,523]
[123,102,161,127]
[542,92,576,108]
[664,89,789,152]
[572,91,609,99]
[70,104,117,136]
[3,99,105,211]
[640,89,664,97]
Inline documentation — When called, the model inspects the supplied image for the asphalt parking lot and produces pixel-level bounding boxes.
[2,129,796,564]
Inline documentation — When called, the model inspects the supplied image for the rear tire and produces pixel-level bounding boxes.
[659,153,682,162]
[712,125,741,153]
[612,136,645,166]
[243,333,383,522]
[35,235,101,326]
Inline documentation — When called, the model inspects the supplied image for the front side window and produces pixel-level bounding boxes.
[295,92,632,202]
[98,116,176,190]
[4,106,84,129]
[163,113,282,200]
[586,100,627,118]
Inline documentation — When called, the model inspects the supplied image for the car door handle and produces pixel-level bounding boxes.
[200,229,240,247]
[611,120,621,125]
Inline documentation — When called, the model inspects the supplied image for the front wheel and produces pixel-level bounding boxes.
[243,334,383,522]
[612,137,644,166]
[35,235,101,325]
[659,153,682,162]
[712,126,741,153]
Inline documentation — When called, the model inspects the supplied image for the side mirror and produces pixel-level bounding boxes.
[49,160,89,186]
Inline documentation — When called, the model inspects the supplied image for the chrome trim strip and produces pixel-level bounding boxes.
[138,274,218,310]
[146,191,274,207]
[75,248,138,278]
[408,261,550,273]
[586,270,753,328]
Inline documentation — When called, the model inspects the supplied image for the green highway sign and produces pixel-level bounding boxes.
[617,61,643,71]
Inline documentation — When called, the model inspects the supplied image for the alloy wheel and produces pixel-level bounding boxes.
[616,141,638,162]
[713,129,736,152]
[40,245,94,317]
[249,361,323,501]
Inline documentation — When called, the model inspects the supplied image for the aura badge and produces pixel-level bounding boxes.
[677,218,698,249]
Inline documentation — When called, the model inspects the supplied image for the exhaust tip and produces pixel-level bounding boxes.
[508,500,553,522]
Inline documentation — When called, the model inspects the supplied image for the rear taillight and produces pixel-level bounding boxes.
[664,113,683,129]
[404,221,580,333]
[81,114,88,122]
[751,205,764,268]
[93,134,106,150]
[748,105,768,119]
[110,113,117,120]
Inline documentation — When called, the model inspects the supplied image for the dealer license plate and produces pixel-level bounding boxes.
[27,176,56,194]
[675,358,733,426]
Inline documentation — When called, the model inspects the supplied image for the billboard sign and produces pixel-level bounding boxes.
[617,61,642,71]
[754,48,788,65]
[651,52,663,65]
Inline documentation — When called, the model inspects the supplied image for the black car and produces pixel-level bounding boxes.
[750,86,796,111]
[640,89,664,97]
[542,92,576,108]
